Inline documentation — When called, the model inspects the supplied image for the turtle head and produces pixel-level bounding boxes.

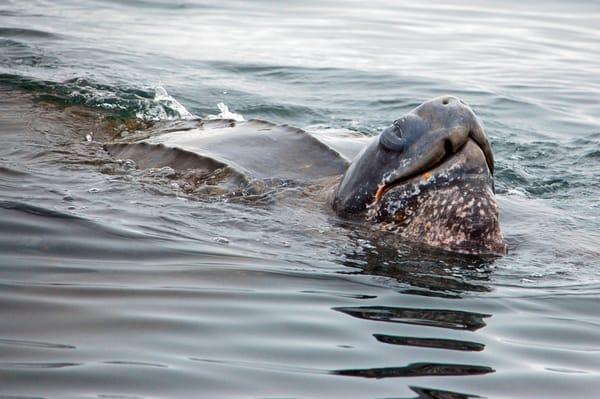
[332,96,506,255]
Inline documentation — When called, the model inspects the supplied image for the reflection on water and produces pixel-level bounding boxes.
[334,362,494,378]
[334,304,492,380]
[373,334,485,352]
[335,306,490,331]
[408,385,483,399]
[340,236,494,296]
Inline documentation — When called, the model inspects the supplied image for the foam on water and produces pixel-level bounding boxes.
[205,102,245,121]
[136,85,195,121]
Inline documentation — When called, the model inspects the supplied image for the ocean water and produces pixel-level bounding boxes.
[1,1,600,398]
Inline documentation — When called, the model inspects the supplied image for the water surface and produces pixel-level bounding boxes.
[1,1,600,398]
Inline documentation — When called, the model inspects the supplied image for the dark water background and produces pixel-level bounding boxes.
[1,1,600,397]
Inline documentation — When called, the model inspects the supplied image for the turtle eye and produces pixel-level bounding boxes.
[392,119,403,137]
[379,121,405,151]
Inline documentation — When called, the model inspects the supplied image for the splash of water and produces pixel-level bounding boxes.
[205,102,245,122]
[137,86,195,121]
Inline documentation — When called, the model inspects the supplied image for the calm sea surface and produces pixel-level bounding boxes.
[1,1,599,398]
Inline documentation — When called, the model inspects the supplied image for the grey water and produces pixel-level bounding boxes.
[1,0,599,398]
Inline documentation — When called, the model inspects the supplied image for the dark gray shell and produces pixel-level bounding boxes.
[106,119,369,183]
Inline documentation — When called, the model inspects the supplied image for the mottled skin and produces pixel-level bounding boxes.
[333,96,507,255]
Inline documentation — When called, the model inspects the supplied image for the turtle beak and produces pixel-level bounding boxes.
[333,96,494,215]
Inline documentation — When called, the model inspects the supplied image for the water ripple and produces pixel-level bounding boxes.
[335,306,490,331]
[0,338,75,350]
[333,363,495,378]
[373,334,485,352]
[0,27,60,40]
[408,385,482,399]
[0,362,80,369]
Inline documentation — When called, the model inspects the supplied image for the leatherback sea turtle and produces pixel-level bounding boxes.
[106,96,507,255]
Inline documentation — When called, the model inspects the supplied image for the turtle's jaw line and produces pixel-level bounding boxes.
[368,137,492,210]
[368,168,432,210]
[369,152,453,210]
[370,182,387,208]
